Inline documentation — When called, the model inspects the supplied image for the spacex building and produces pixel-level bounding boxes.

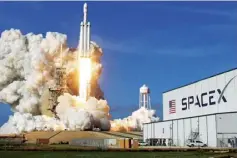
[143,68,237,147]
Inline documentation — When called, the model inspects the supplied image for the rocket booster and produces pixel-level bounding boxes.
[78,3,91,59]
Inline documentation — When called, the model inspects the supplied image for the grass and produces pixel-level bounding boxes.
[0,151,235,158]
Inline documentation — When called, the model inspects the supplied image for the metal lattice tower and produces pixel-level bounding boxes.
[139,84,151,110]
[48,45,67,119]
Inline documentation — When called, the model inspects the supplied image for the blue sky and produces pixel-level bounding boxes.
[0,2,237,125]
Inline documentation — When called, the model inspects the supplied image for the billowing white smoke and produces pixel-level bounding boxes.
[0,29,68,114]
[110,107,159,131]
[0,113,66,134]
[56,93,110,131]
[0,95,110,134]
[0,29,110,134]
[0,29,158,135]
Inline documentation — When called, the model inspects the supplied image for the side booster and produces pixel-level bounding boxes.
[78,3,91,59]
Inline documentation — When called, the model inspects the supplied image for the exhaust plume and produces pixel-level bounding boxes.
[0,29,158,135]
[110,107,159,132]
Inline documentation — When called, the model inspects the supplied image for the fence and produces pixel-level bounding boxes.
[0,138,25,146]
[217,134,237,148]
[146,136,237,148]
[145,138,177,146]
[70,139,117,149]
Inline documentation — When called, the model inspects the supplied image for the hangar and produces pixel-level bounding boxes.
[143,68,237,147]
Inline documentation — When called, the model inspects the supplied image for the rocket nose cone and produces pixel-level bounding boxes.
[84,3,87,10]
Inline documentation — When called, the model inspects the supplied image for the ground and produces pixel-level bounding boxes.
[0,151,235,158]
[0,131,236,158]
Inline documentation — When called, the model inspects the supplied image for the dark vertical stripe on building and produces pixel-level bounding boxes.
[198,117,200,138]
[153,123,155,138]
[215,114,218,147]
[190,118,192,139]
[206,115,208,146]
[183,119,185,146]
[177,120,179,146]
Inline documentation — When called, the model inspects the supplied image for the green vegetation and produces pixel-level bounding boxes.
[0,143,236,158]
[0,151,235,158]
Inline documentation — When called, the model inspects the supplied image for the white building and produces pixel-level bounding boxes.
[143,68,237,147]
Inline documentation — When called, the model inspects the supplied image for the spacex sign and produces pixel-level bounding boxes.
[181,89,227,111]
[163,69,237,120]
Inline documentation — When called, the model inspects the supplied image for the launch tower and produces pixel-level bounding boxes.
[139,84,151,110]
[48,45,67,119]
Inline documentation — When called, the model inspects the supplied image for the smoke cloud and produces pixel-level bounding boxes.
[0,29,158,135]
[110,107,159,132]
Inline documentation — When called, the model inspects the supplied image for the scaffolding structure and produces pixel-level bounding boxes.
[48,67,67,119]
[48,44,67,119]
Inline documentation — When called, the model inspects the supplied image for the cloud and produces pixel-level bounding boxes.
[92,35,143,55]
[0,2,44,28]
[152,44,230,57]
[155,3,237,21]
[184,7,237,20]
[92,33,234,58]
[200,23,237,32]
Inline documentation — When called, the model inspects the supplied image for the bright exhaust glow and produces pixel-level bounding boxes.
[79,57,92,102]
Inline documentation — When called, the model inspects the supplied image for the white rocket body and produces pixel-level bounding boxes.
[77,3,91,102]
[78,3,91,59]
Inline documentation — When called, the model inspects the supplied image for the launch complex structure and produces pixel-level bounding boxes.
[48,3,92,118]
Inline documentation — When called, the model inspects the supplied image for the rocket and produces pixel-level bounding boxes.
[77,3,91,101]
[78,3,91,59]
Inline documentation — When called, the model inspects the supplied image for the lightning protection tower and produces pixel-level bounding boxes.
[139,84,151,110]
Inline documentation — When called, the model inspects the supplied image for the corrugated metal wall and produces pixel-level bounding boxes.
[163,69,237,121]
[207,115,217,147]
[145,113,237,147]
[144,113,221,147]
[144,69,237,147]
[216,113,237,147]
[70,138,117,148]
